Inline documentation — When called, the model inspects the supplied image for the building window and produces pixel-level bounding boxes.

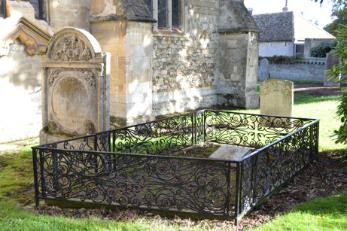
[172,0,181,29]
[158,0,168,28]
[0,0,7,18]
[29,0,45,20]
[146,0,182,31]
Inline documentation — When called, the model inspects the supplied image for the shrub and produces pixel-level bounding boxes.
[332,25,347,144]
[310,41,337,58]
[259,56,297,64]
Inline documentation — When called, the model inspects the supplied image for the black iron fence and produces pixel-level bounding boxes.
[32,110,319,223]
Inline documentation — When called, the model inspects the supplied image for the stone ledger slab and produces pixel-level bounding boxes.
[209,144,254,161]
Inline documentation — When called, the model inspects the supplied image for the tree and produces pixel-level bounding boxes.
[324,1,347,35]
[316,0,347,144]
[332,26,347,144]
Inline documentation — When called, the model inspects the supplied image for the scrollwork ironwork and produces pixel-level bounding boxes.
[32,110,319,222]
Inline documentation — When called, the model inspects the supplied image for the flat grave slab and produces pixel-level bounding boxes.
[209,144,254,161]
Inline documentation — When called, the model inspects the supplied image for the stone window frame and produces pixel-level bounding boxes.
[149,0,184,33]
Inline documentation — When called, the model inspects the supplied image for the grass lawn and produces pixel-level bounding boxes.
[238,92,347,151]
[0,200,219,231]
[0,91,345,230]
[251,194,347,231]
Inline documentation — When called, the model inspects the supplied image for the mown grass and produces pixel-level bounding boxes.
[0,200,233,231]
[0,148,33,205]
[0,200,217,231]
[251,194,347,231]
[238,93,346,151]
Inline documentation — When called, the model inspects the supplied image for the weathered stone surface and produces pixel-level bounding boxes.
[0,15,51,143]
[1,0,261,135]
[91,20,153,126]
[324,50,340,87]
[259,58,269,81]
[209,144,254,161]
[48,0,91,31]
[260,79,293,117]
[8,1,36,20]
[218,32,259,109]
[40,28,110,144]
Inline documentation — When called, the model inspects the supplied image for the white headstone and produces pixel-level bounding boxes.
[260,79,293,117]
[259,58,270,81]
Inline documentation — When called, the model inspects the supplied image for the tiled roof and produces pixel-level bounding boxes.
[254,11,335,43]
[253,12,294,42]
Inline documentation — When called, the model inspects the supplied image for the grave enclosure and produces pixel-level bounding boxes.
[32,110,319,223]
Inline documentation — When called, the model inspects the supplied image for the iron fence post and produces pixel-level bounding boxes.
[234,162,242,225]
[203,111,207,143]
[225,162,231,216]
[52,149,60,195]
[39,150,47,199]
[315,123,320,157]
[32,148,40,207]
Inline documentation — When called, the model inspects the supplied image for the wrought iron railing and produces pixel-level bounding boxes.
[32,110,319,223]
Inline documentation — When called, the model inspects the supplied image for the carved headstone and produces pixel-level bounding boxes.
[260,80,293,117]
[259,58,270,81]
[324,50,340,87]
[40,28,110,144]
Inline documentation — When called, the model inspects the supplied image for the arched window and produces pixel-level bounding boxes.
[145,0,182,31]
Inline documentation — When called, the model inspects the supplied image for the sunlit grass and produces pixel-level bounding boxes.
[237,93,346,151]
[251,194,347,231]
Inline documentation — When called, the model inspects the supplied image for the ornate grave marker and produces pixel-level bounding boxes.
[40,28,110,144]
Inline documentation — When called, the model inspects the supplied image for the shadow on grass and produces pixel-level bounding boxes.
[295,93,341,105]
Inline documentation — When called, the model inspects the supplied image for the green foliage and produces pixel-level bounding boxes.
[335,93,347,144]
[318,0,347,35]
[310,41,337,58]
[330,26,347,144]
[252,194,347,231]
[259,56,297,64]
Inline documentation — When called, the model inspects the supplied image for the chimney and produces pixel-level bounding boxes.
[283,0,288,12]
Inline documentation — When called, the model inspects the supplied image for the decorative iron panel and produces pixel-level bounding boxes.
[32,110,319,223]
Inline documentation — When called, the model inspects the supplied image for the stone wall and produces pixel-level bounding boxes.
[259,41,295,57]
[218,32,259,108]
[266,62,325,83]
[152,0,219,116]
[0,42,42,143]
[47,0,91,31]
